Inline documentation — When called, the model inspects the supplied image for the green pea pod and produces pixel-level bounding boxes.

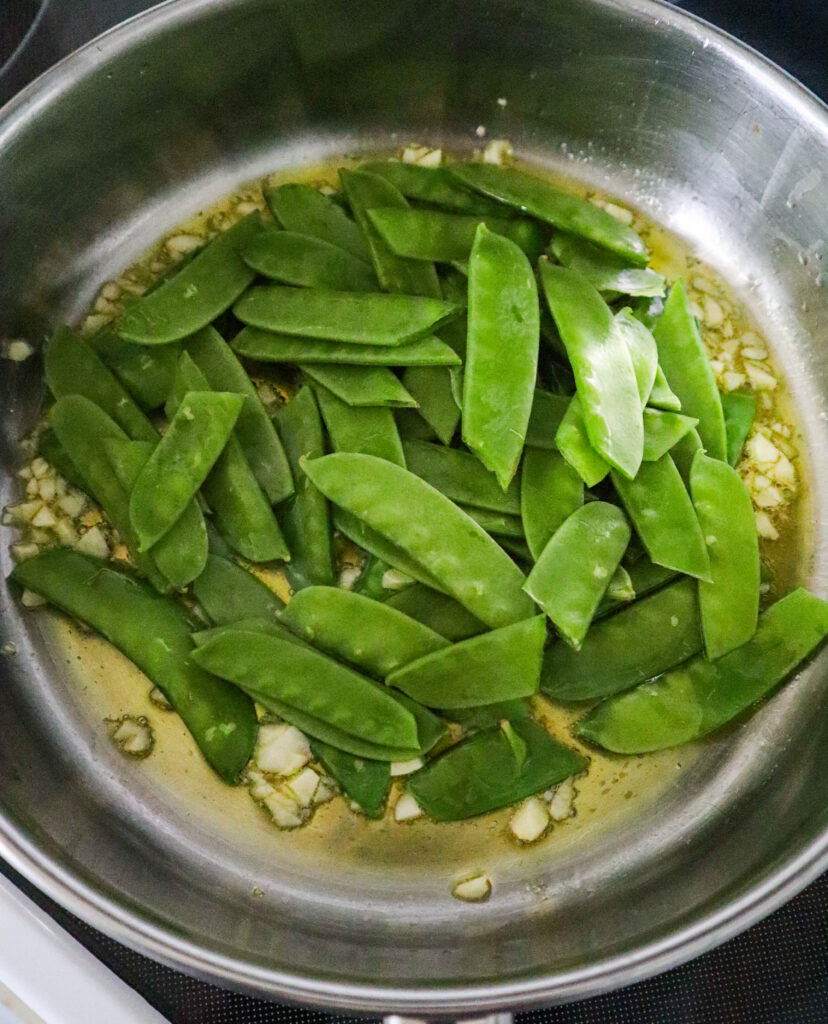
[273,386,334,588]
[554,395,610,487]
[606,564,635,603]
[387,616,546,708]
[11,549,257,783]
[551,232,665,297]
[230,327,460,367]
[449,163,649,266]
[407,718,587,821]
[45,326,157,442]
[191,616,309,650]
[383,584,487,642]
[611,454,711,581]
[184,326,293,504]
[193,554,283,625]
[37,427,87,490]
[542,579,702,701]
[242,228,378,291]
[358,162,506,216]
[264,183,371,261]
[670,426,704,485]
[721,391,757,465]
[87,327,180,411]
[118,213,262,344]
[441,699,531,730]
[300,364,416,408]
[459,505,525,539]
[652,280,727,460]
[312,382,405,466]
[402,440,521,514]
[400,366,460,445]
[305,453,535,627]
[525,390,571,450]
[614,307,658,407]
[104,437,208,590]
[281,586,448,676]
[648,365,682,412]
[339,169,442,298]
[367,207,547,264]
[642,408,700,461]
[541,261,643,479]
[524,502,630,649]
[310,739,390,817]
[463,224,539,489]
[578,588,828,753]
[691,451,760,659]
[521,447,584,560]
[50,396,168,592]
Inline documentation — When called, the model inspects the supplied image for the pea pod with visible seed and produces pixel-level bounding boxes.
[521,447,584,560]
[265,183,371,261]
[87,328,180,411]
[402,440,521,514]
[310,739,390,817]
[300,363,416,408]
[313,382,405,466]
[358,162,507,215]
[230,327,460,367]
[551,232,666,297]
[193,554,284,625]
[242,228,378,291]
[383,584,486,642]
[721,391,757,465]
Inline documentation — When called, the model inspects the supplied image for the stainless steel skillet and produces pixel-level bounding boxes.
[2,0,828,1013]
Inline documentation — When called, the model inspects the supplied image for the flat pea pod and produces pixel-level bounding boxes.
[191,629,419,749]
[402,440,521,514]
[690,451,760,659]
[184,326,293,503]
[104,437,208,589]
[614,307,658,407]
[358,162,506,216]
[524,502,630,649]
[459,505,525,539]
[463,224,539,488]
[264,183,370,261]
[11,549,257,783]
[305,453,536,627]
[87,327,180,412]
[300,364,416,408]
[554,395,610,487]
[577,588,828,753]
[605,564,635,603]
[334,508,447,593]
[525,390,571,450]
[721,390,757,465]
[313,382,405,466]
[45,326,157,442]
[521,447,584,560]
[234,285,459,347]
[339,169,442,298]
[281,586,448,676]
[542,579,702,701]
[441,699,531,730]
[118,213,262,345]
[37,427,86,490]
[50,396,168,592]
[383,584,486,642]
[130,390,243,551]
[193,554,283,625]
[400,366,460,445]
[642,408,699,461]
[652,280,727,460]
[541,261,643,479]
[648,365,682,412]
[387,615,546,708]
[611,454,711,581]
[407,718,587,821]
[242,228,378,291]
[551,232,665,297]
[449,163,649,266]
[273,386,334,588]
[367,208,547,264]
[230,327,460,367]
[310,739,390,817]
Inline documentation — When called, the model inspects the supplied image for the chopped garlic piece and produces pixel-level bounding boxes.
[701,296,724,327]
[547,779,575,821]
[255,723,311,776]
[75,526,110,559]
[741,346,768,360]
[394,793,423,821]
[246,767,275,801]
[601,201,634,226]
[57,492,86,518]
[723,371,746,392]
[746,432,780,466]
[31,506,57,529]
[21,589,47,608]
[149,686,173,710]
[287,767,320,806]
[754,484,783,509]
[5,500,43,524]
[38,476,56,502]
[755,512,779,540]
[53,519,78,546]
[509,797,549,843]
[483,139,513,165]
[390,758,423,777]
[314,779,337,805]
[11,543,39,562]
[166,233,203,255]
[110,715,154,758]
[401,145,442,167]
[745,364,777,390]
[381,568,414,590]
[263,788,304,828]
[770,454,796,487]
[452,874,492,903]
[4,339,33,362]
[338,565,361,590]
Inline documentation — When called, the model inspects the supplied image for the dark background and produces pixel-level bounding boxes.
[2,1,828,1021]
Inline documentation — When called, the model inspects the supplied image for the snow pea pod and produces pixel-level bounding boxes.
[242,228,377,291]
[273,386,334,588]
[87,327,180,411]
[524,502,630,649]
[542,579,702,701]
[691,451,759,659]
[541,261,643,479]
[118,213,262,345]
[611,454,711,581]
[310,739,390,817]
[400,365,460,445]
[45,326,157,442]
[551,232,665,297]
[721,391,757,465]
[359,162,506,215]
[525,389,570,450]
[402,440,521,514]
[230,327,459,366]
[642,408,699,461]
[450,163,649,266]
[578,588,828,753]
[264,183,371,261]
[300,363,416,407]
[387,615,546,708]
[37,427,87,490]
[11,549,257,783]
[459,506,525,539]
[193,554,283,625]
[334,508,447,593]
[408,718,587,821]
[614,307,658,407]
[305,453,535,627]
[313,382,405,466]
[652,280,727,460]
[191,629,419,749]
[521,447,584,560]
[605,564,635,603]
[235,285,458,347]
[554,395,610,487]
[648,365,682,412]
[184,326,293,503]
[339,169,442,298]
[282,586,448,677]
[130,391,243,551]
[383,584,487,642]
[463,224,539,489]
